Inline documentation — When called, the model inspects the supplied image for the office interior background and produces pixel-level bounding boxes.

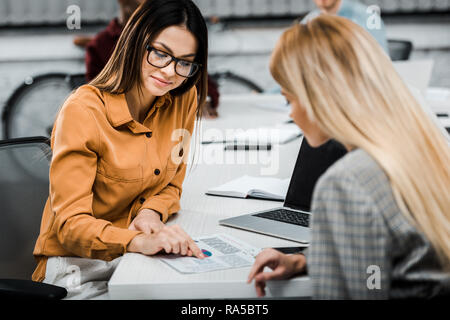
[0,0,449,302]
[0,0,449,137]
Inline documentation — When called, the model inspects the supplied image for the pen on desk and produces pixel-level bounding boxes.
[224,144,272,151]
[271,246,306,254]
[201,140,226,144]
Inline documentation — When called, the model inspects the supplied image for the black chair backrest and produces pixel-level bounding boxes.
[388,39,413,61]
[69,72,87,90]
[209,71,264,94]
[0,137,51,279]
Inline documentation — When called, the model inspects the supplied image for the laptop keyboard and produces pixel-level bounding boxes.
[254,209,310,227]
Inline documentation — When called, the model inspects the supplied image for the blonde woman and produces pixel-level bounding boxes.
[247,15,450,299]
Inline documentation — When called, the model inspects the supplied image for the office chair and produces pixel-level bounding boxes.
[209,71,264,94]
[0,137,67,299]
[387,39,413,61]
[2,72,86,140]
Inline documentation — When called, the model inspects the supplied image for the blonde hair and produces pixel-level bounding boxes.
[271,15,450,269]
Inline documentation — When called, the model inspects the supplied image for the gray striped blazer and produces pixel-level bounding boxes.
[306,148,449,299]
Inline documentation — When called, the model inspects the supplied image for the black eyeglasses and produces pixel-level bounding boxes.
[145,45,201,78]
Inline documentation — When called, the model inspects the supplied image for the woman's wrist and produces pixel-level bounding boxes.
[290,253,307,274]
[127,233,146,253]
[138,208,163,221]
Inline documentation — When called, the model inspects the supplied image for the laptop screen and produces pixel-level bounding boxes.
[284,138,347,212]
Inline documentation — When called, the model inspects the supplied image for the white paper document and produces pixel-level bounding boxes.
[201,126,302,145]
[158,234,261,274]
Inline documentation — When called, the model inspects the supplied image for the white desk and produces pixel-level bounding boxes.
[108,94,311,299]
[108,86,450,299]
[427,87,450,133]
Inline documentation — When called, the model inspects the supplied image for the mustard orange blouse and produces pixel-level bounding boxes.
[32,84,197,281]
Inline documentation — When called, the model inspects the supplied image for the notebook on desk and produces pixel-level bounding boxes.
[219,139,347,243]
[206,175,290,201]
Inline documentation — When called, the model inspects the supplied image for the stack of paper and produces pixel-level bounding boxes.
[202,125,302,145]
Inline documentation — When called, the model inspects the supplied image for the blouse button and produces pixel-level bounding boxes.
[154,169,160,175]
[146,132,152,138]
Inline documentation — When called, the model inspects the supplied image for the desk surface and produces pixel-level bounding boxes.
[108,94,311,299]
[108,89,450,299]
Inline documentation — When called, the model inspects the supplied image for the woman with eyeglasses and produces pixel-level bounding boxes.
[247,16,450,299]
[32,0,207,297]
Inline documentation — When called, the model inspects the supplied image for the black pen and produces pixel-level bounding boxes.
[201,140,226,144]
[224,144,272,151]
[271,246,306,254]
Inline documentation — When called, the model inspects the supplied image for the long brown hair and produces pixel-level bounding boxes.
[90,0,208,118]
[271,15,450,269]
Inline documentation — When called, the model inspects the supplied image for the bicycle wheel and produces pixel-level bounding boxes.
[210,71,264,94]
[2,73,76,139]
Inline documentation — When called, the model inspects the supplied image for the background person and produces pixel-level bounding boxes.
[83,0,143,81]
[265,0,387,96]
[248,16,450,299]
[33,0,208,299]
[302,0,388,52]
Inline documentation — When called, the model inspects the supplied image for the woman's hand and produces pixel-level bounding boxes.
[202,101,218,119]
[129,208,165,234]
[127,224,205,258]
[247,248,306,297]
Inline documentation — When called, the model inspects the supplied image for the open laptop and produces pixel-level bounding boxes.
[219,139,347,243]
[392,59,434,96]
